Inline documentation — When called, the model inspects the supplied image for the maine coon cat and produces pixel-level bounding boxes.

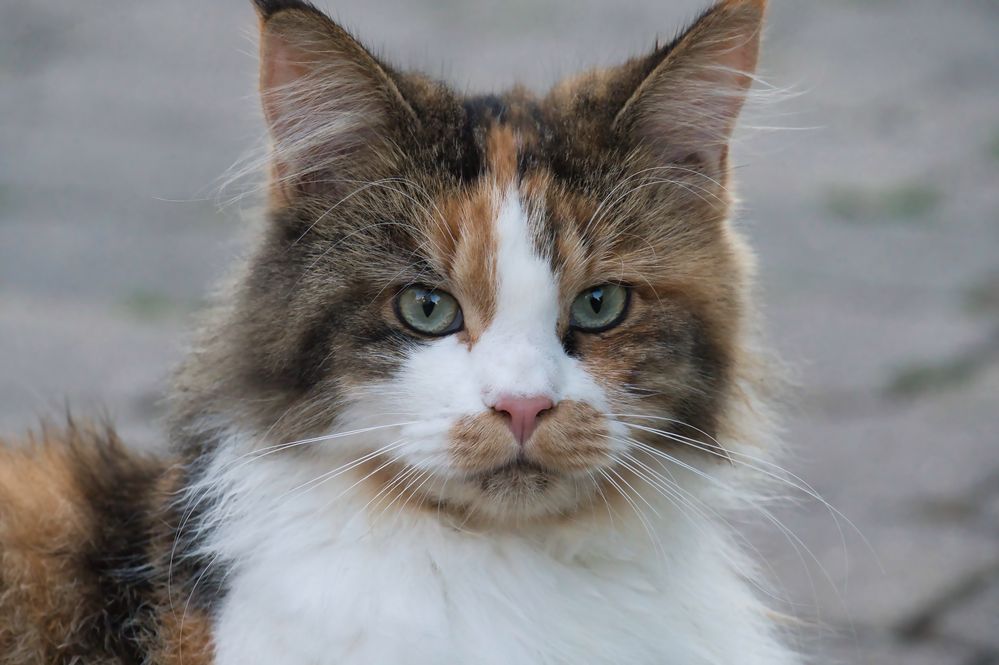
[0,0,800,662]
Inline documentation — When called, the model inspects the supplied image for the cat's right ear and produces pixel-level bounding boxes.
[254,0,417,203]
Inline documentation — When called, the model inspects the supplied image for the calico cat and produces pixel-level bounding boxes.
[0,0,800,663]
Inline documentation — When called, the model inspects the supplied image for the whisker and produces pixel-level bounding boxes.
[608,414,876,566]
[387,467,436,525]
[314,453,407,517]
[276,439,408,504]
[588,469,618,528]
[598,466,664,560]
[364,464,424,523]
[621,435,836,620]
[244,421,418,463]
[179,548,223,661]
[614,446,795,607]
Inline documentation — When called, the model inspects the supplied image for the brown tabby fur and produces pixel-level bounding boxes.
[0,423,213,664]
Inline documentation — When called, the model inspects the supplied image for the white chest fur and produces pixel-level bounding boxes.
[199,455,797,665]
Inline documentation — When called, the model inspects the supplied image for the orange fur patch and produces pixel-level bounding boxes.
[449,412,518,473]
[154,609,215,665]
[527,401,612,472]
[0,424,211,664]
[485,124,518,186]
[448,400,611,475]
[0,431,97,663]
[436,187,498,343]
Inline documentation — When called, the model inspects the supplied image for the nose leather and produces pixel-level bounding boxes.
[492,395,554,445]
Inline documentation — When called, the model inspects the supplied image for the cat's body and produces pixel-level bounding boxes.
[1,1,801,663]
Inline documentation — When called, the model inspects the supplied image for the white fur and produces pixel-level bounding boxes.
[201,442,796,665]
[198,186,799,664]
[476,187,592,405]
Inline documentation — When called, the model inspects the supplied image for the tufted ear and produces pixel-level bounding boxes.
[612,0,765,182]
[254,0,417,202]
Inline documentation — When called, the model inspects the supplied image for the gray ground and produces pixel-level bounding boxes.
[1,0,997,662]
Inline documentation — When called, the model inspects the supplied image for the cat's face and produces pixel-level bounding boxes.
[184,0,765,523]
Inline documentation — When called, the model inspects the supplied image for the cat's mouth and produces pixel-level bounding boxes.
[477,457,557,484]
[429,453,612,524]
[475,459,554,490]
[393,455,605,524]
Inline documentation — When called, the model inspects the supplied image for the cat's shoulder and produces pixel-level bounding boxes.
[0,421,197,664]
[0,420,166,538]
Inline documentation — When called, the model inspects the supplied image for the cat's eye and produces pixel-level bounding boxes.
[395,286,463,336]
[570,284,629,333]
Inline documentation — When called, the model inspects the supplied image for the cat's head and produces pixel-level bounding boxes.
[175,0,767,523]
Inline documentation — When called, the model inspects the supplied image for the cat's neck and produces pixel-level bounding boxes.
[173,428,795,665]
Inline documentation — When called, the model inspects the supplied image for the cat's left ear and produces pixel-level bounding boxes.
[254,0,417,202]
[613,0,765,182]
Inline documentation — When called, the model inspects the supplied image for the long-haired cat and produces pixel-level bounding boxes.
[0,0,800,663]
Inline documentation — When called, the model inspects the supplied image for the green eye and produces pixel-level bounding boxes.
[396,286,463,336]
[570,284,629,332]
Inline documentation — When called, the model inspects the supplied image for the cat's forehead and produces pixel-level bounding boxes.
[397,78,612,189]
[413,92,600,280]
[423,121,544,341]
[457,93,545,178]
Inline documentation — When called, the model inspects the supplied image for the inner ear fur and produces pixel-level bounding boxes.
[612,0,766,182]
[255,0,417,202]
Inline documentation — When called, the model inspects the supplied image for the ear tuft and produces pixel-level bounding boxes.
[255,0,416,203]
[612,0,766,181]
[252,0,324,20]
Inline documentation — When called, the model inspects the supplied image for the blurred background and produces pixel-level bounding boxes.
[1,0,997,662]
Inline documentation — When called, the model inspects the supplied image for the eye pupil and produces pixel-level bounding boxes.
[589,288,603,314]
[420,293,437,318]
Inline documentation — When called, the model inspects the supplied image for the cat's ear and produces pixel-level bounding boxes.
[612,0,765,181]
[254,0,416,201]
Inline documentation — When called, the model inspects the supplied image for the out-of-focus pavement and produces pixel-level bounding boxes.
[1,1,997,662]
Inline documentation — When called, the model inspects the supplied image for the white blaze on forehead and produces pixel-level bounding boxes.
[494,188,559,337]
[473,187,564,403]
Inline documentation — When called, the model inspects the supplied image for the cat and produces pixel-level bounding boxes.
[0,0,800,663]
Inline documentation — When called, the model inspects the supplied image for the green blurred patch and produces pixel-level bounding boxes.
[916,496,976,522]
[824,181,941,223]
[119,290,179,321]
[886,356,979,399]
[990,129,999,162]
[964,274,999,317]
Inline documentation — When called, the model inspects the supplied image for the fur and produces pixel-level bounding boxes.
[0,0,800,663]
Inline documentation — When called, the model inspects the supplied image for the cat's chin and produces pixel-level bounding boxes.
[475,459,557,499]
[417,461,605,524]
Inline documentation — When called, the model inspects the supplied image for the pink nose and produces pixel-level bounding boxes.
[492,395,554,445]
